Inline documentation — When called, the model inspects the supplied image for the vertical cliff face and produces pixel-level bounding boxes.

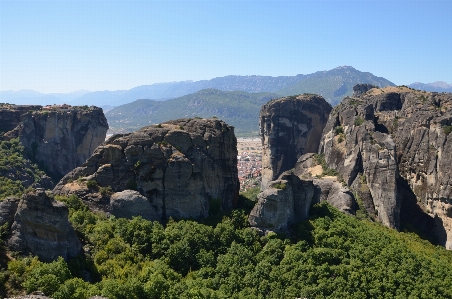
[7,189,81,262]
[320,86,452,246]
[260,94,332,190]
[391,91,452,248]
[319,94,401,229]
[1,105,108,180]
[53,118,240,221]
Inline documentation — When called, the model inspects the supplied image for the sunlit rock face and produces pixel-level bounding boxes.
[260,94,332,190]
[54,118,240,222]
[320,85,452,247]
[1,104,108,180]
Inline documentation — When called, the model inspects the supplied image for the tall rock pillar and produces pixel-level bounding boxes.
[260,94,332,189]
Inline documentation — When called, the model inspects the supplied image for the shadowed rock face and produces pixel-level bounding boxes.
[320,86,452,246]
[53,118,239,222]
[353,84,377,97]
[260,94,332,190]
[1,104,108,180]
[7,189,81,262]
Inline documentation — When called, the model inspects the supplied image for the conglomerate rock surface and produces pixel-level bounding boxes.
[1,104,108,180]
[7,189,81,262]
[53,118,240,221]
[319,86,452,247]
[260,94,332,190]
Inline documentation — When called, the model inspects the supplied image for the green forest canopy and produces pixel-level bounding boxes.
[2,190,452,299]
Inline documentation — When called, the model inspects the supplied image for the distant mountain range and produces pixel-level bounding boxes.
[408,81,452,92]
[106,89,278,136]
[1,66,395,107]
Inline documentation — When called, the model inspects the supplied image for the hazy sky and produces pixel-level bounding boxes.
[1,0,451,93]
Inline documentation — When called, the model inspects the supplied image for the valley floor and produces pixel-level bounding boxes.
[237,138,262,191]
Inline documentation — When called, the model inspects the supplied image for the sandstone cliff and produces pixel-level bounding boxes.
[320,86,452,247]
[53,118,239,221]
[1,104,108,180]
[260,94,332,190]
[6,189,81,262]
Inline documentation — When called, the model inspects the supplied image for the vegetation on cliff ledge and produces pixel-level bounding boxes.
[1,190,452,299]
[0,137,46,199]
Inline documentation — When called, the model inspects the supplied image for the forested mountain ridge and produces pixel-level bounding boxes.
[106,89,279,136]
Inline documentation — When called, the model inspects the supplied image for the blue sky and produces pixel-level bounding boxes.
[1,0,451,93]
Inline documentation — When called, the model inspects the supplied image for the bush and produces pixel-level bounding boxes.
[86,180,98,189]
[354,117,365,126]
[272,182,287,190]
[334,126,344,135]
[443,125,452,135]
[22,257,72,297]
[100,186,113,197]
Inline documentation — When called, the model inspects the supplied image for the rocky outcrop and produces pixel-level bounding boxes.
[320,86,452,246]
[54,118,239,221]
[0,196,20,227]
[249,171,315,230]
[293,153,357,215]
[260,94,332,189]
[249,153,358,230]
[110,190,159,220]
[0,104,42,133]
[353,84,377,97]
[7,189,81,262]
[319,89,407,229]
[1,104,108,180]
[391,90,452,248]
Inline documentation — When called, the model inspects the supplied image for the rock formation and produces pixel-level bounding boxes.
[260,94,332,189]
[110,190,159,220]
[353,83,377,97]
[319,94,400,229]
[293,153,357,215]
[249,172,315,230]
[1,104,108,180]
[0,196,20,227]
[320,86,452,247]
[249,153,357,230]
[53,118,240,221]
[7,189,81,262]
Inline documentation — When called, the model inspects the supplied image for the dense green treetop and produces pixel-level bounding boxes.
[2,190,452,299]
